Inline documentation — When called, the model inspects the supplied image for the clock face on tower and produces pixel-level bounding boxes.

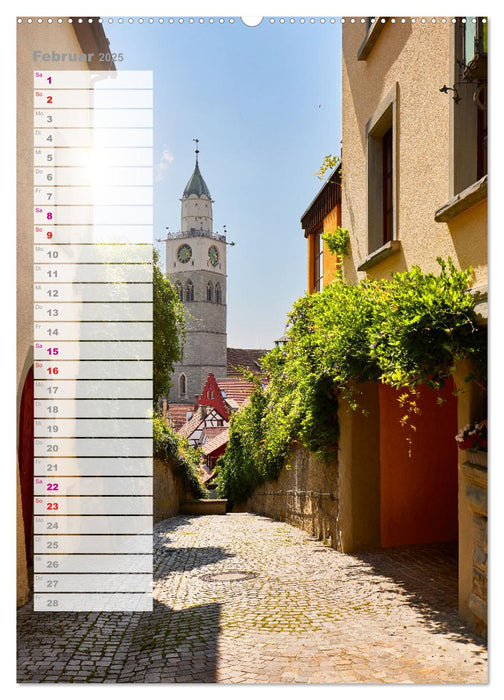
[177,244,192,263]
[208,245,219,266]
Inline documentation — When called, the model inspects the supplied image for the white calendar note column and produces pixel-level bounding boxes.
[33,71,153,612]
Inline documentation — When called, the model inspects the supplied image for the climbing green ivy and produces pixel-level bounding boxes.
[321,226,350,256]
[369,259,485,390]
[215,383,286,506]
[217,259,486,504]
[153,416,206,499]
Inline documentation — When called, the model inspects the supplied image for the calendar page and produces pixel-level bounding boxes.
[16,13,489,687]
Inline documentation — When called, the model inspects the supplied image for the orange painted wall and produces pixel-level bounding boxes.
[380,380,458,547]
[306,204,342,294]
[322,207,342,287]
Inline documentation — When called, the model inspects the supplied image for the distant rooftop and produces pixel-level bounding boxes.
[202,427,230,456]
[216,378,257,405]
[166,403,194,432]
[227,348,269,377]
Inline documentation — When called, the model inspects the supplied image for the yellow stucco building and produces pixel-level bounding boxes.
[338,17,487,636]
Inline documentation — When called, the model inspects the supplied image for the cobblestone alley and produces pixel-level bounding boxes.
[17,512,487,684]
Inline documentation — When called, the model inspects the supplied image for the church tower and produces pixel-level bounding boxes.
[165,142,227,403]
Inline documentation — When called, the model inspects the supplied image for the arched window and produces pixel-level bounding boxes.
[184,280,194,302]
[215,282,222,304]
[179,373,187,397]
[207,281,213,302]
[174,281,183,302]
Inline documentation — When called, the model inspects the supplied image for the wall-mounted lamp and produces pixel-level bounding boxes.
[439,84,461,103]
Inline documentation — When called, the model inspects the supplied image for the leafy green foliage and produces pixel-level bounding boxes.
[217,258,486,503]
[315,154,341,180]
[216,384,285,506]
[153,415,206,498]
[369,259,486,389]
[321,227,350,256]
[153,248,185,405]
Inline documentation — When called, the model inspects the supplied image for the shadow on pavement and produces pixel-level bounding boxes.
[350,541,487,652]
[17,599,221,683]
[17,515,231,683]
[154,514,235,578]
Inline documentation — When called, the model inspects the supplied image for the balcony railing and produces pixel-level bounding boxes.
[163,229,226,243]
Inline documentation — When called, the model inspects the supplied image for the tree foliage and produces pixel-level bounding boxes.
[321,226,350,256]
[152,248,185,405]
[368,259,485,390]
[215,382,284,506]
[217,259,486,503]
[153,415,206,498]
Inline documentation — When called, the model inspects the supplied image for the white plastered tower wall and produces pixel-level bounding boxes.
[165,152,228,403]
[181,192,213,233]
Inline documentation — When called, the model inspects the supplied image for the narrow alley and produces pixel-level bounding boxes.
[17,513,487,684]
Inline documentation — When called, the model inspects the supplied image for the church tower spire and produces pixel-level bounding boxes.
[180,139,213,233]
[165,143,228,404]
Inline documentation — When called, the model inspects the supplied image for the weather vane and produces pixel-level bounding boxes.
[193,137,199,162]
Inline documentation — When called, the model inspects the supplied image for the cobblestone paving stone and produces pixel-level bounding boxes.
[17,513,487,683]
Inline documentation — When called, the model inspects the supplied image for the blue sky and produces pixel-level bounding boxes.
[104,17,342,348]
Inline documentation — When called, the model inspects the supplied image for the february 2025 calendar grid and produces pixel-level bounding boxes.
[16,14,489,686]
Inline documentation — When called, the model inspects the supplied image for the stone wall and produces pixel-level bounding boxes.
[460,457,488,639]
[153,458,186,522]
[241,442,340,548]
[453,360,487,631]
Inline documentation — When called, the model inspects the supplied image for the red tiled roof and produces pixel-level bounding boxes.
[177,406,206,440]
[167,404,194,432]
[203,426,227,441]
[227,348,269,377]
[202,428,229,455]
[216,378,257,405]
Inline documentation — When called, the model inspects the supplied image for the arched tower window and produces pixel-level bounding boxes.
[207,281,213,302]
[179,373,187,397]
[215,282,222,304]
[174,281,183,302]
[184,280,194,302]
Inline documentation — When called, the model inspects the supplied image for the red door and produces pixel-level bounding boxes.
[380,380,459,547]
